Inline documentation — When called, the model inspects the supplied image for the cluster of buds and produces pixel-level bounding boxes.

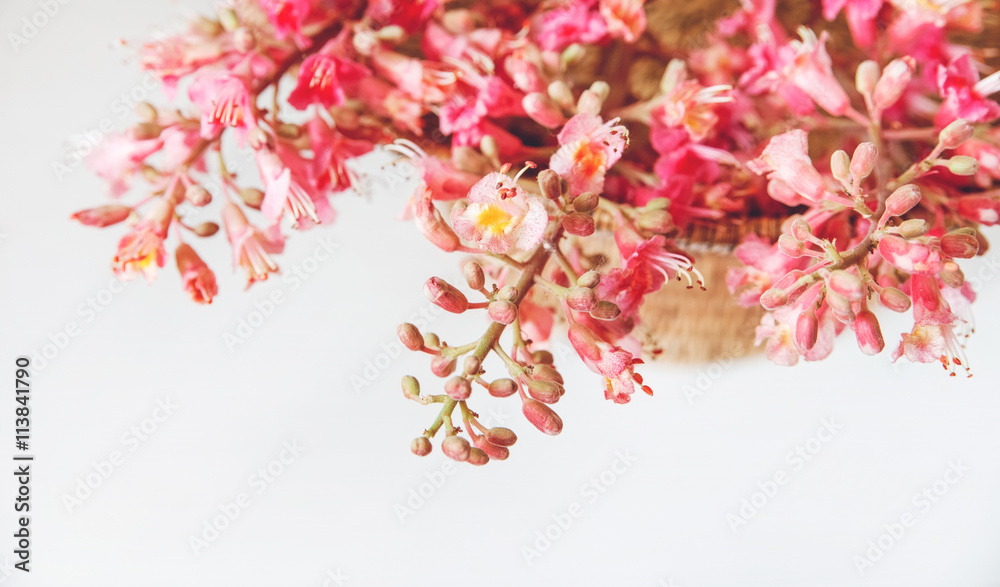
[79,0,1000,461]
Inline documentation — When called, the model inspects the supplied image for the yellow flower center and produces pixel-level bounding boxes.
[475,204,514,235]
[573,142,606,179]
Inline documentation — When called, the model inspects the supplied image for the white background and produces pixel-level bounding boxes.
[2,1,1000,585]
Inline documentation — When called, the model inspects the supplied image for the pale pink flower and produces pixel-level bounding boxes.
[188,73,257,142]
[599,0,647,43]
[261,0,312,44]
[821,0,883,47]
[86,133,164,197]
[533,2,608,52]
[221,201,285,288]
[747,129,830,203]
[451,172,548,254]
[549,113,629,196]
[412,183,461,252]
[70,205,132,228]
[257,147,333,227]
[288,53,370,109]
[653,60,732,141]
[175,243,218,304]
[786,28,851,116]
[935,54,1000,127]
[568,323,645,403]
[112,198,174,283]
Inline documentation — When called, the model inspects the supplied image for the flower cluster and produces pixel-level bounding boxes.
[78,0,999,462]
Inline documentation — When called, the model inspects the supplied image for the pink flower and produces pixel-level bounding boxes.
[112,198,174,283]
[86,133,164,197]
[288,53,370,109]
[221,201,285,288]
[549,113,629,196]
[786,28,851,116]
[747,129,830,203]
[568,323,646,403]
[935,54,1000,127]
[257,147,333,227]
[451,172,548,254]
[821,0,883,47]
[653,60,732,141]
[534,2,608,52]
[365,0,439,33]
[412,183,461,252]
[175,243,218,304]
[877,235,945,274]
[71,205,132,228]
[599,0,647,43]
[308,117,373,194]
[755,282,840,365]
[261,0,311,43]
[188,73,257,142]
[891,274,971,375]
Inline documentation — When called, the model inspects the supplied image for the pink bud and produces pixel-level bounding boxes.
[532,364,564,384]
[397,323,424,351]
[760,287,789,310]
[637,209,673,233]
[826,291,855,323]
[856,60,880,97]
[827,270,865,302]
[474,437,510,461]
[70,204,133,228]
[445,376,472,400]
[424,277,469,313]
[442,436,471,462]
[463,355,482,376]
[531,350,555,365]
[463,262,485,290]
[578,271,601,288]
[854,310,885,355]
[488,300,518,324]
[496,285,519,302]
[872,57,913,113]
[185,184,211,207]
[886,184,922,217]
[850,142,877,181]
[563,212,596,236]
[940,231,979,258]
[484,427,518,447]
[790,218,812,241]
[240,187,265,209]
[467,447,490,466]
[573,192,599,213]
[830,150,851,186]
[522,92,566,129]
[522,399,563,435]
[401,375,420,400]
[566,287,598,311]
[488,378,519,398]
[537,169,564,200]
[938,119,974,150]
[940,261,965,288]
[430,355,456,378]
[897,219,929,238]
[879,287,911,312]
[527,380,563,404]
[796,311,819,351]
[410,437,432,456]
[590,300,621,321]
[778,234,806,258]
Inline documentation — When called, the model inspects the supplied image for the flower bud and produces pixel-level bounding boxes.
[940,231,979,258]
[488,378,518,398]
[70,205,132,228]
[939,119,974,150]
[430,355,456,378]
[790,218,812,241]
[422,332,440,348]
[239,187,265,209]
[574,273,600,292]
[397,323,424,351]
[401,375,420,400]
[445,376,472,400]
[276,124,302,140]
[830,149,851,186]
[590,300,621,320]
[897,218,929,238]
[827,270,865,301]
[637,208,673,234]
[135,102,158,122]
[474,437,510,461]
[879,286,911,312]
[576,88,604,116]
[496,285,519,302]
[850,142,877,182]
[826,291,855,323]
[467,447,490,466]
[940,261,965,288]
[463,355,482,376]
[522,399,563,435]
[531,350,555,365]
[538,169,563,200]
[572,191,599,213]
[566,286,598,311]
[233,27,256,53]
[942,155,979,176]
[424,277,469,313]
[856,60,880,97]
[532,364,564,384]
[548,80,575,111]
[191,222,219,237]
[485,427,518,447]
[488,300,518,324]
[480,135,499,161]
[778,234,806,257]
[463,262,485,290]
[527,380,563,404]
[410,437,432,456]
[760,287,789,310]
[523,93,566,129]
[132,122,162,140]
[886,184,922,218]
[563,212,596,236]
[442,435,471,462]
[872,57,913,113]
[796,310,819,351]
[854,310,885,355]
